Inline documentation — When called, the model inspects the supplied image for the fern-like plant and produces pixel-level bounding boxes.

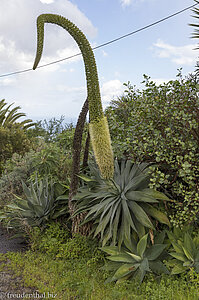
[32,14,114,180]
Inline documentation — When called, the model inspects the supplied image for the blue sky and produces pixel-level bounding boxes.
[0,0,198,123]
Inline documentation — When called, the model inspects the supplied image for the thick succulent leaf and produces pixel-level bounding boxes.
[107,253,134,263]
[94,208,112,238]
[169,252,186,262]
[149,261,170,275]
[77,174,96,182]
[142,188,171,201]
[132,215,146,239]
[128,201,154,229]
[154,230,166,244]
[123,173,150,193]
[125,190,159,203]
[102,227,113,246]
[121,199,137,233]
[139,257,150,272]
[123,235,137,253]
[182,246,194,261]
[141,203,170,227]
[137,234,148,257]
[112,203,121,246]
[126,252,142,262]
[145,244,167,260]
[101,246,122,256]
[110,263,136,282]
[184,233,196,257]
[22,181,32,199]
[124,160,133,185]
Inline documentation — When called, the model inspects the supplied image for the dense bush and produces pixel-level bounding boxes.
[30,222,102,261]
[0,151,35,207]
[0,124,32,173]
[105,71,199,227]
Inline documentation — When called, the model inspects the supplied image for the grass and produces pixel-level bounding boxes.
[0,250,199,300]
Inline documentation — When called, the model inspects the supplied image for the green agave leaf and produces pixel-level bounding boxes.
[94,208,112,239]
[107,253,134,263]
[145,244,167,260]
[149,261,170,275]
[169,252,186,262]
[125,190,159,203]
[128,201,154,229]
[100,246,121,256]
[123,235,137,253]
[102,227,113,246]
[111,263,136,282]
[112,204,121,246]
[139,257,150,272]
[141,203,170,227]
[137,233,148,257]
[22,181,31,199]
[124,160,134,185]
[142,188,171,201]
[33,204,45,217]
[126,252,142,262]
[6,203,25,211]
[121,199,137,233]
[124,173,149,193]
[77,174,96,182]
[182,246,194,262]
[184,233,196,258]
[154,230,166,244]
[170,241,184,254]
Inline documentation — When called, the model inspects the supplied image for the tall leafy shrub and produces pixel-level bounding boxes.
[105,71,199,226]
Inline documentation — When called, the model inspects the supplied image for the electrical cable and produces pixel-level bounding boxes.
[0,2,197,78]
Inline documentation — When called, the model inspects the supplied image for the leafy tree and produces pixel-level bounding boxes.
[105,71,199,227]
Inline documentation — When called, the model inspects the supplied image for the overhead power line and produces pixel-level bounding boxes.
[0,2,197,79]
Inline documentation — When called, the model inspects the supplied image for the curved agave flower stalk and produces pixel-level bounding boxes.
[33,14,114,179]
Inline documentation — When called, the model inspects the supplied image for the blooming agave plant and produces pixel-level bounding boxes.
[33,14,171,244]
[32,13,114,180]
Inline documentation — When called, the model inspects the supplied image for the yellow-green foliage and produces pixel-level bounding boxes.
[89,117,114,179]
[33,13,114,180]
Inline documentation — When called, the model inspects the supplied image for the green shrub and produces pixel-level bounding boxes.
[105,71,199,227]
[0,151,35,207]
[30,143,72,183]
[30,222,101,261]
[30,222,71,254]
[0,124,32,173]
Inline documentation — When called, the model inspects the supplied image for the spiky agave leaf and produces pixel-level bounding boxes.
[74,160,171,247]
[167,229,199,275]
[101,232,169,283]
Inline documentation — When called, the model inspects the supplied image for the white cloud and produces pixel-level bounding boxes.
[102,50,108,57]
[40,0,54,3]
[149,78,171,85]
[120,0,132,7]
[152,39,198,66]
[0,0,97,73]
[101,79,124,107]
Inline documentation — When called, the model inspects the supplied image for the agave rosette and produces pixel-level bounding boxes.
[101,231,169,283]
[167,228,199,274]
[74,160,171,247]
